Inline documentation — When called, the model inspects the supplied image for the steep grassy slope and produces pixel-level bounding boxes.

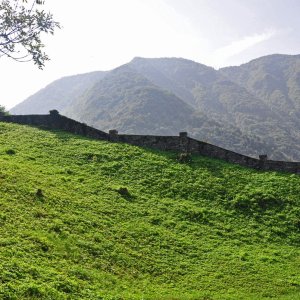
[0,123,300,299]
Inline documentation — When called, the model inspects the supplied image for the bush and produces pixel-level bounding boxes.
[24,284,43,298]
[5,149,16,155]
[178,152,192,163]
[36,189,43,197]
[232,189,285,212]
[0,105,9,116]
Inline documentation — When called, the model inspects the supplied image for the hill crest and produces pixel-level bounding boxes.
[2,111,300,175]
[1,119,300,299]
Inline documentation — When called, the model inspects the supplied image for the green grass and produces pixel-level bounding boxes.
[0,122,300,299]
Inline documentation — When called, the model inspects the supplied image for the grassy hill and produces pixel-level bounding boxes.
[1,122,300,299]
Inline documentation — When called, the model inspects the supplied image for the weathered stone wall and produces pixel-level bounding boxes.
[263,160,300,173]
[0,112,108,140]
[89,128,300,174]
[1,112,300,174]
[187,137,261,169]
[118,134,181,152]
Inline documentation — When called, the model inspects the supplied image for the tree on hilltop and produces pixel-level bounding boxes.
[0,0,60,69]
[0,105,9,115]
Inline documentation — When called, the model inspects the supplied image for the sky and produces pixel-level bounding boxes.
[1,0,300,109]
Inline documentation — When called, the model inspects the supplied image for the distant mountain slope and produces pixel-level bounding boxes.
[65,65,197,134]
[10,71,107,115]
[10,54,300,160]
[220,54,300,160]
[220,54,300,116]
[129,57,300,160]
[64,64,269,157]
[129,57,217,108]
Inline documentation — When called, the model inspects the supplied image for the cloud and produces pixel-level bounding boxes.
[208,29,278,67]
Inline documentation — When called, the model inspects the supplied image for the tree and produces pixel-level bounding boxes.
[0,105,9,115]
[0,0,60,69]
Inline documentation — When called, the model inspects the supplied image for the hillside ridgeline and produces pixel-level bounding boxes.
[2,111,300,174]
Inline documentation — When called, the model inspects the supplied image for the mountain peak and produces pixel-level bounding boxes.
[130,56,211,68]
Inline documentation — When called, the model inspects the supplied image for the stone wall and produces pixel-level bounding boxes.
[117,134,182,152]
[187,137,261,168]
[1,111,300,174]
[0,111,108,140]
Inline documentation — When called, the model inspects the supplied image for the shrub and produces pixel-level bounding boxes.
[24,284,43,298]
[178,152,192,163]
[117,187,130,197]
[232,189,285,212]
[5,149,15,155]
[36,189,43,197]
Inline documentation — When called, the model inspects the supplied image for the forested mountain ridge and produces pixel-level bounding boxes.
[220,54,300,118]
[220,54,300,160]
[61,64,268,157]
[11,54,300,160]
[129,56,300,160]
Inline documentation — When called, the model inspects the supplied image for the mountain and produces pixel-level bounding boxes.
[1,122,300,299]
[220,54,300,160]
[64,64,197,134]
[63,64,269,157]
[10,54,300,160]
[11,71,107,115]
[129,56,300,160]
[220,54,300,114]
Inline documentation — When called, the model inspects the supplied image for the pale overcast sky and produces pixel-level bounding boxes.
[1,0,300,109]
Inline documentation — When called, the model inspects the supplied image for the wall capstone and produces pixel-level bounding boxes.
[179,131,189,153]
[259,154,268,161]
[49,109,59,116]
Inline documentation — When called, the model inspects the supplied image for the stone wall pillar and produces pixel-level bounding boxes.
[49,110,60,126]
[259,154,268,161]
[49,109,60,116]
[179,131,189,153]
[109,129,119,142]
[259,154,268,170]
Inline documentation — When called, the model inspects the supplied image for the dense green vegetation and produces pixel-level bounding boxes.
[1,122,300,299]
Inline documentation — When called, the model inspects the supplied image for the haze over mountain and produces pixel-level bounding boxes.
[11,71,107,115]
[11,54,300,161]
